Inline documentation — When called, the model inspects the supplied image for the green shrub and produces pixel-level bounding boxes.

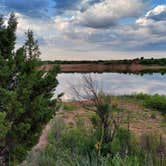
[63,104,77,111]
[143,95,166,114]
[124,93,166,114]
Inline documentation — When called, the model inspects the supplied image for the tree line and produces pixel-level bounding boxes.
[41,58,166,66]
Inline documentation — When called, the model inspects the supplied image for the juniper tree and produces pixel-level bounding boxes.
[0,13,17,59]
[0,13,60,165]
[24,30,41,60]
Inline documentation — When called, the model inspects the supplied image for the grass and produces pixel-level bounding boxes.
[110,95,166,138]
[63,103,78,111]
[122,93,166,115]
[22,94,166,166]
[24,118,166,166]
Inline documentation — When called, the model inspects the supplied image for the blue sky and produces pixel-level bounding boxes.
[0,0,166,60]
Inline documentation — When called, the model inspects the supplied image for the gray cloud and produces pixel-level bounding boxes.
[80,16,117,28]
[43,3,166,53]
[1,0,165,59]
[78,0,148,29]
[54,0,80,13]
[52,0,102,15]
[0,0,105,17]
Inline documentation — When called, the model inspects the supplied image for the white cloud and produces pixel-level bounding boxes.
[14,3,166,60]
[136,5,166,36]
[136,5,166,26]
[146,5,166,21]
[78,0,147,28]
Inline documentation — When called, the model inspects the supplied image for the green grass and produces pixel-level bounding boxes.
[122,93,166,115]
[23,118,166,166]
[63,103,77,111]
[22,94,166,166]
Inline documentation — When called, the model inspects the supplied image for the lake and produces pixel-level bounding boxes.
[55,73,166,100]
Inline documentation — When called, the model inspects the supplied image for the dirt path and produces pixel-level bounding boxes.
[33,123,51,151]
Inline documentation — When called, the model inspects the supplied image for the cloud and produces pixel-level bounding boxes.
[146,5,166,21]
[136,5,166,37]
[137,5,166,25]
[0,0,54,17]
[78,0,147,28]
[53,0,102,14]
[54,0,80,13]
[36,4,166,55]
[0,0,104,18]
[1,1,165,60]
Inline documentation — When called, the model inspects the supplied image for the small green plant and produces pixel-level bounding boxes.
[151,111,157,119]
[63,103,77,111]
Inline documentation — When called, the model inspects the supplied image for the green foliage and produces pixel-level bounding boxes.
[24,30,41,60]
[49,118,96,155]
[42,58,166,66]
[25,118,96,166]
[0,13,60,164]
[110,128,131,156]
[126,93,166,114]
[63,103,77,111]
[0,13,17,59]
[143,95,166,114]
[24,117,166,166]
[86,93,122,157]
[0,112,11,148]
[139,58,166,66]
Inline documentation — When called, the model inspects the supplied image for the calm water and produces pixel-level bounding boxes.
[55,73,166,100]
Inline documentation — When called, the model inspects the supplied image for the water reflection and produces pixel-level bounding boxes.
[55,73,166,101]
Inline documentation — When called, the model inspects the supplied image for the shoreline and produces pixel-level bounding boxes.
[38,63,166,73]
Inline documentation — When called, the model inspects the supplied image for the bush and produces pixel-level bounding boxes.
[143,95,166,114]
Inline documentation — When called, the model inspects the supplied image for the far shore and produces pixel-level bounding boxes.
[38,63,166,73]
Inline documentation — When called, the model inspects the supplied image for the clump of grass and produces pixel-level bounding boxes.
[63,103,77,111]
[151,111,158,119]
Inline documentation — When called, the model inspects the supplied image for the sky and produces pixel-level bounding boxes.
[0,0,166,60]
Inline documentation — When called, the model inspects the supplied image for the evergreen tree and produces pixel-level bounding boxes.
[0,14,60,165]
[24,30,41,60]
[0,13,17,59]
[6,12,17,57]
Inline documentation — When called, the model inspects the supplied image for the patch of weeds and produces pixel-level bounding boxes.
[67,122,75,128]
[142,112,149,119]
[160,114,166,128]
[151,111,158,119]
[63,103,77,111]
[146,124,152,129]
[58,112,65,115]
